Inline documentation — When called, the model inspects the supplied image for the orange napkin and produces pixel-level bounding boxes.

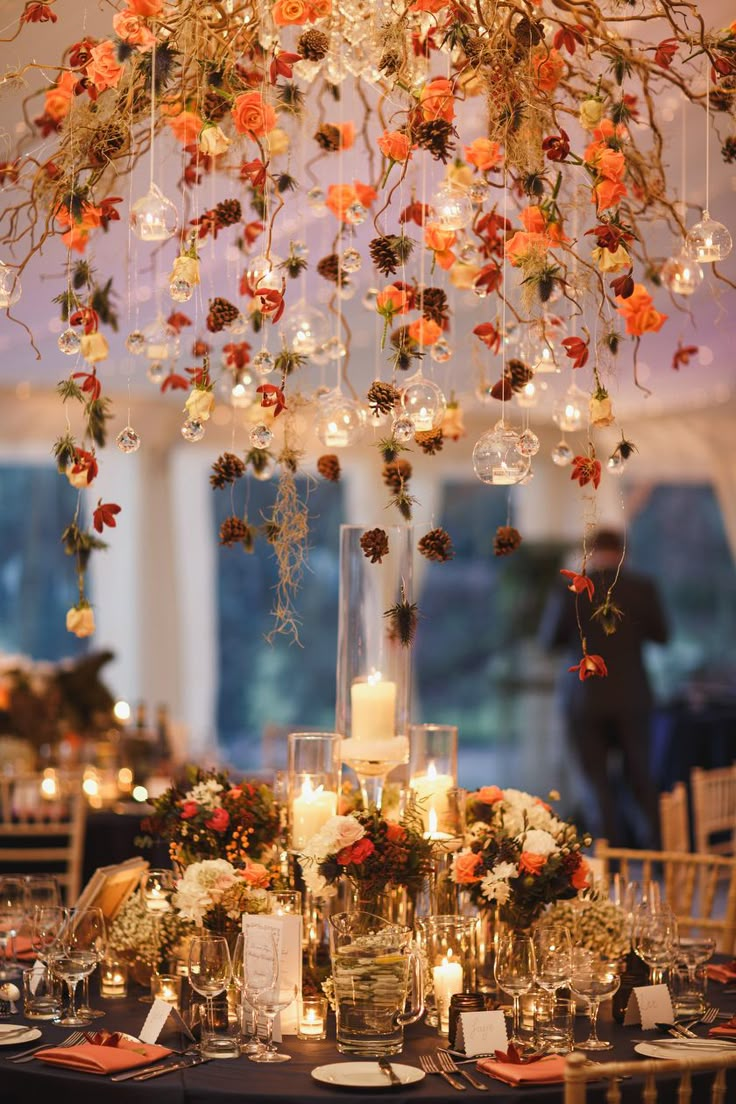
[709,1017,736,1039]
[476,1055,566,1086]
[706,962,736,984]
[37,1039,171,1075]
[4,936,34,961]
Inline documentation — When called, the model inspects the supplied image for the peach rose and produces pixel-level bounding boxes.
[44,71,76,122]
[335,121,355,150]
[464,137,502,172]
[272,0,310,25]
[594,178,628,212]
[198,124,230,156]
[80,332,109,363]
[112,9,155,49]
[571,858,590,891]
[453,851,483,884]
[424,223,456,253]
[309,0,332,16]
[86,40,125,93]
[61,226,90,252]
[419,77,455,122]
[449,261,480,289]
[408,318,442,345]
[166,106,204,145]
[504,230,550,266]
[532,46,564,93]
[597,148,626,182]
[593,119,628,144]
[66,605,95,638]
[615,283,668,336]
[232,91,277,138]
[242,862,271,889]
[519,206,546,234]
[518,851,547,876]
[478,785,504,804]
[325,181,376,222]
[378,129,411,162]
[376,284,410,317]
[128,0,163,13]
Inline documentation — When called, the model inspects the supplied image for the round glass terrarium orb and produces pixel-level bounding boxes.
[552,384,586,434]
[143,315,180,362]
[472,423,530,485]
[685,211,732,263]
[315,390,365,448]
[430,183,474,231]
[660,252,704,295]
[400,372,447,432]
[245,253,283,291]
[130,184,179,242]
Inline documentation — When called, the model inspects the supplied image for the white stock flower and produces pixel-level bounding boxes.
[520,828,559,856]
[186,780,223,810]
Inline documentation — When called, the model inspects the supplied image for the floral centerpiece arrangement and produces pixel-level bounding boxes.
[108,894,195,980]
[140,766,281,869]
[173,858,271,932]
[298,810,435,911]
[452,786,591,930]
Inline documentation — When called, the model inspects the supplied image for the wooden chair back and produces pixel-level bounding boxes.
[659,781,690,852]
[594,840,736,954]
[0,773,86,904]
[564,1049,736,1104]
[691,763,736,857]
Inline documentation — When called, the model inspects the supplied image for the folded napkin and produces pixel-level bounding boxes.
[476,1055,566,1086]
[4,936,34,961]
[706,961,736,984]
[37,1038,171,1075]
[709,1017,736,1039]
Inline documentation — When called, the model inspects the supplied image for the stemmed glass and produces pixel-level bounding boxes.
[0,877,27,980]
[31,905,66,961]
[534,924,572,1000]
[140,869,175,1003]
[494,933,536,1047]
[188,936,233,1058]
[680,936,715,983]
[243,928,297,1063]
[570,960,620,1050]
[72,907,107,1019]
[232,933,264,1056]
[52,908,101,1026]
[632,905,678,985]
[24,876,60,910]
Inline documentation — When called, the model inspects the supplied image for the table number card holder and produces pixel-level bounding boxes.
[139,997,197,1048]
[242,912,303,1035]
[623,984,674,1029]
[454,1010,508,1057]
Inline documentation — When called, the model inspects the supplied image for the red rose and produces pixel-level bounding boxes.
[180,801,198,819]
[205,807,230,832]
[385,822,407,843]
[336,837,375,865]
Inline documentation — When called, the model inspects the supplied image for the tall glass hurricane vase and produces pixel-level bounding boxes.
[336,524,413,811]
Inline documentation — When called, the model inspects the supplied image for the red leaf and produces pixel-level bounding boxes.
[653,39,678,68]
[93,500,121,533]
[256,384,287,417]
[166,311,192,333]
[399,201,431,227]
[472,322,502,354]
[71,369,102,401]
[561,336,589,369]
[241,160,268,190]
[553,24,585,56]
[69,306,99,334]
[610,271,634,299]
[269,51,301,83]
[160,372,189,393]
[571,454,601,490]
[671,342,698,371]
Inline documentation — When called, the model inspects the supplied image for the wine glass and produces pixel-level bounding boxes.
[0,877,27,980]
[31,905,66,961]
[140,869,175,1003]
[632,905,678,985]
[188,936,233,1058]
[232,932,264,1055]
[24,875,60,910]
[570,960,620,1050]
[494,933,536,1047]
[71,907,107,1019]
[534,924,572,998]
[243,928,297,1063]
[52,909,100,1026]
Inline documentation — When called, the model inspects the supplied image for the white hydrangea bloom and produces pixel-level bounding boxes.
[520,828,559,856]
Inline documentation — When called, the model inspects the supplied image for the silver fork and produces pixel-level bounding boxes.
[419,1053,466,1091]
[7,1030,86,1063]
[678,1007,722,1032]
[436,1049,489,1090]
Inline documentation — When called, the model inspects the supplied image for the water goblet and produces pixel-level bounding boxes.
[570,961,620,1050]
[534,923,572,998]
[231,932,264,1055]
[24,875,60,910]
[632,905,678,985]
[71,907,107,1019]
[494,933,536,1047]
[244,928,296,1063]
[52,909,101,1026]
[188,936,236,1059]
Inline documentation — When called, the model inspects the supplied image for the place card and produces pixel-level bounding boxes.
[29,959,46,995]
[623,984,674,1030]
[455,1010,508,1057]
[242,912,302,1034]
[139,998,196,1045]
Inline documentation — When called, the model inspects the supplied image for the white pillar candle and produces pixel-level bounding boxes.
[350,674,397,747]
[432,956,464,1033]
[292,777,338,850]
[411,760,454,832]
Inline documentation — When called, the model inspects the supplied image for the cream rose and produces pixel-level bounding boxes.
[592,244,630,274]
[198,124,230,157]
[446,163,474,189]
[185,389,215,422]
[66,605,95,638]
[449,261,481,290]
[579,97,605,131]
[80,332,109,363]
[266,127,290,157]
[170,255,200,286]
[590,394,615,427]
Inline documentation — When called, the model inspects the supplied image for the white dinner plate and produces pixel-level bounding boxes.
[635,1041,736,1060]
[311,1062,426,1089]
[0,1023,42,1046]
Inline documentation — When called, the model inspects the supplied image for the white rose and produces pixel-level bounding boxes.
[80,332,109,363]
[185,388,215,422]
[521,828,559,856]
[449,261,481,290]
[579,98,605,131]
[198,124,231,157]
[66,605,95,638]
[170,255,200,286]
[590,394,615,427]
[331,815,366,852]
[266,127,290,157]
[592,244,630,274]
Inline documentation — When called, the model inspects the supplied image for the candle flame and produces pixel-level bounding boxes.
[367,670,383,685]
[427,760,437,779]
[300,777,325,802]
[428,806,438,835]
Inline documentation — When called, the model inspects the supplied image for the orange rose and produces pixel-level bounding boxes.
[505,230,549,266]
[44,71,75,122]
[592,118,628,144]
[272,0,310,25]
[325,181,376,222]
[597,148,626,182]
[309,0,332,16]
[419,77,455,122]
[464,137,502,172]
[424,223,456,253]
[242,862,271,889]
[519,206,546,234]
[376,284,410,317]
[532,46,564,93]
[410,0,448,10]
[478,785,504,804]
[594,178,628,212]
[571,858,590,891]
[128,0,163,12]
[378,129,411,163]
[408,318,442,345]
[519,851,547,876]
[453,851,483,884]
[166,106,204,145]
[335,121,355,150]
[385,821,407,843]
[615,283,667,336]
[112,9,156,49]
[354,180,377,207]
[232,91,277,138]
[86,40,125,93]
[62,226,91,253]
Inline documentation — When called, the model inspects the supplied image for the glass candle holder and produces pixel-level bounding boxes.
[100,959,128,999]
[287,733,341,852]
[417,915,478,1036]
[409,725,459,835]
[297,996,328,1040]
[269,890,303,915]
[152,973,182,1010]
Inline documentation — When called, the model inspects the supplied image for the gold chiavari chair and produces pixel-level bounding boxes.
[564,1049,736,1104]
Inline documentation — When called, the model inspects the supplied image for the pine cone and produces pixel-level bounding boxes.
[418,286,449,326]
[360,527,390,564]
[214,198,241,228]
[418,527,454,562]
[210,451,245,488]
[464,35,489,66]
[382,458,412,490]
[314,124,341,152]
[378,50,401,75]
[493,525,522,556]
[505,358,534,392]
[317,453,341,482]
[367,379,400,416]
[219,515,255,551]
[369,236,400,276]
[415,429,444,455]
[414,119,456,163]
[297,29,329,61]
[317,253,341,283]
[207,297,239,333]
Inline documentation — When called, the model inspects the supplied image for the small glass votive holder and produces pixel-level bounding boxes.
[23,964,62,1019]
[533,995,575,1054]
[298,996,328,1040]
[100,959,128,999]
[151,973,182,1010]
[269,890,302,915]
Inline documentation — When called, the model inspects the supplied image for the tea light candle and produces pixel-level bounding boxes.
[144,887,170,913]
[153,974,181,1009]
[411,760,454,832]
[423,806,454,843]
[100,960,128,998]
[291,777,338,850]
[298,997,327,1040]
[432,956,463,1034]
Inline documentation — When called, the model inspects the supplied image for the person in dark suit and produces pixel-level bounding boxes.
[541,529,669,846]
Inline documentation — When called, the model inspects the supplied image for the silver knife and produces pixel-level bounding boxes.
[378,1056,402,1086]
[133,1055,211,1081]
[109,1051,199,1083]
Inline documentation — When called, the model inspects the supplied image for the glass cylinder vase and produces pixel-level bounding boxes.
[417,914,478,1035]
[409,724,459,835]
[335,524,413,810]
[287,732,341,852]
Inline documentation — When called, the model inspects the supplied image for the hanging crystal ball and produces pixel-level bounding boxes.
[430,338,453,363]
[125,330,146,355]
[116,425,141,454]
[607,453,626,477]
[130,183,179,242]
[430,183,473,231]
[324,336,346,360]
[362,287,379,309]
[291,240,309,259]
[306,187,327,217]
[391,414,415,443]
[336,278,355,301]
[250,423,273,449]
[552,385,587,433]
[0,262,21,308]
[345,202,368,226]
[315,391,365,448]
[181,418,205,442]
[252,349,275,376]
[552,441,574,466]
[57,328,81,355]
[685,211,733,263]
[468,181,491,205]
[472,424,530,485]
[341,247,362,273]
[518,428,541,457]
[147,361,166,384]
[660,252,704,296]
[169,278,193,303]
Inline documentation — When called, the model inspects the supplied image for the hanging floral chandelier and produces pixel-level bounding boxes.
[1,0,735,647]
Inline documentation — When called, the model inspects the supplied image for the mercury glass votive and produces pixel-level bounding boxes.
[100,959,128,998]
[298,996,328,1040]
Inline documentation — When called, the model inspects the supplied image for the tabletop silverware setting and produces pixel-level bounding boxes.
[435,1048,489,1090]
[6,1030,87,1062]
[377,1056,402,1086]
[418,1052,467,1091]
